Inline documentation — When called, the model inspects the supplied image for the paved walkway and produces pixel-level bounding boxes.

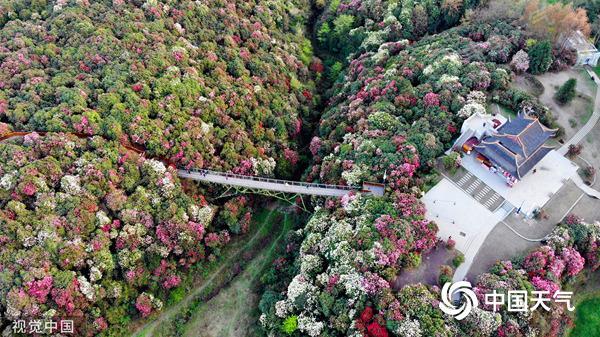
[571,194,600,223]
[423,177,509,282]
[178,169,357,197]
[555,67,600,200]
[558,67,600,155]
[571,172,600,199]
[466,179,586,280]
[448,169,505,211]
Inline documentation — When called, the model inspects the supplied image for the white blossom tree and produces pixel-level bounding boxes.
[510,50,529,74]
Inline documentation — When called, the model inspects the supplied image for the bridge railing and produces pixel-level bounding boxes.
[179,167,360,191]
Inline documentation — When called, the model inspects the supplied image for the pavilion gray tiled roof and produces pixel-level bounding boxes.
[473,112,556,179]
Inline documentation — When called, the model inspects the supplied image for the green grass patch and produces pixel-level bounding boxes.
[565,270,600,337]
[137,206,302,337]
[179,212,296,336]
[131,207,280,336]
[570,297,600,337]
[488,103,516,119]
[580,108,594,125]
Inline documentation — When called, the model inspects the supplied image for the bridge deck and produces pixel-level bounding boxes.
[178,169,357,197]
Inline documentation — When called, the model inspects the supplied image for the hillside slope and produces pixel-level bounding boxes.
[0,0,316,174]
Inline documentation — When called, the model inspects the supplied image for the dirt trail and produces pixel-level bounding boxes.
[131,209,277,337]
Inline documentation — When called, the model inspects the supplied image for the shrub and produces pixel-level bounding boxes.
[446,237,456,250]
[405,252,423,269]
[439,274,453,286]
[524,74,545,97]
[529,40,553,75]
[567,144,584,158]
[555,78,577,104]
[551,47,578,71]
[443,152,461,174]
[168,287,185,305]
[367,321,389,337]
[453,253,465,268]
[281,315,298,334]
[510,50,530,74]
[328,61,344,82]
[583,165,596,184]
[439,265,454,286]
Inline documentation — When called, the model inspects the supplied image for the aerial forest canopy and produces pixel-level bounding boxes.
[0,0,316,175]
[0,0,317,336]
[1,0,600,337]
[259,1,597,337]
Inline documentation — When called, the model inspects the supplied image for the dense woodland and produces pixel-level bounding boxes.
[0,0,316,175]
[259,1,599,337]
[0,0,313,335]
[0,0,599,337]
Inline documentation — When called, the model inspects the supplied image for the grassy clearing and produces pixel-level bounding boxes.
[181,213,294,336]
[131,206,285,337]
[570,297,600,337]
[580,69,597,93]
[488,103,517,119]
[566,270,600,337]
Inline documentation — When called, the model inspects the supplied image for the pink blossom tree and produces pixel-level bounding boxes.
[423,92,440,107]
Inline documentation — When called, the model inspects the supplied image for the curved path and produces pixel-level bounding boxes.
[558,67,600,155]
[571,173,600,199]
[555,67,600,200]
[1,131,359,197]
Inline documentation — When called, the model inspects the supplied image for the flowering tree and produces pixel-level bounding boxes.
[0,134,236,334]
[510,50,530,74]
[259,7,547,337]
[423,92,441,107]
[0,0,317,172]
[470,220,599,336]
[259,193,439,336]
